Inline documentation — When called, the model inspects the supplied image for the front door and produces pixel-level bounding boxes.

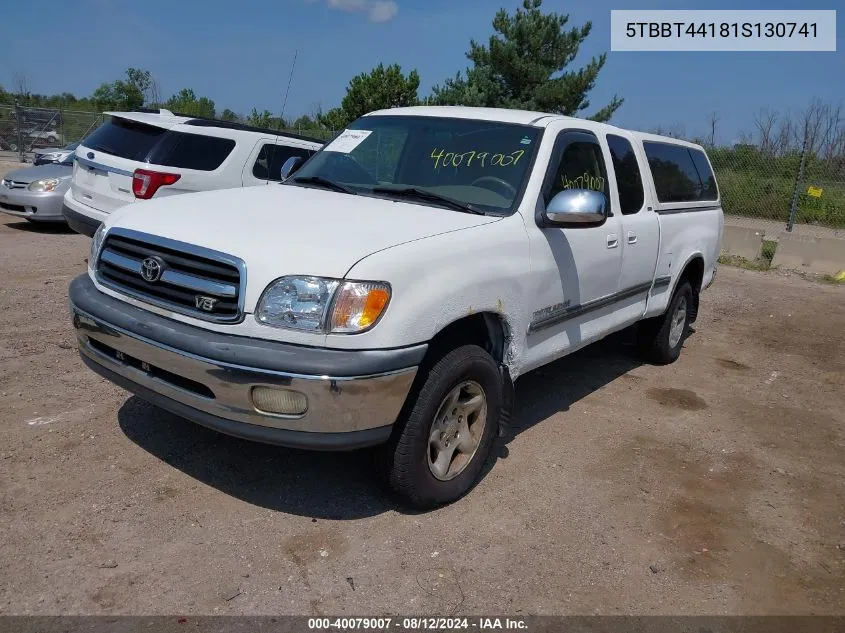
[523,128,624,371]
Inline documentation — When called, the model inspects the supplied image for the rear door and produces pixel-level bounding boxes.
[72,116,169,214]
[606,132,660,324]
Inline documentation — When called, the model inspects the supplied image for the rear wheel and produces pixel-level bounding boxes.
[637,280,692,365]
[379,345,501,508]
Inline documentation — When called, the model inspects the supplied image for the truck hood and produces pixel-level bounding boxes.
[105,184,499,310]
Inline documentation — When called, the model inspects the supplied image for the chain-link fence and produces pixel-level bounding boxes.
[0,104,104,160]
[708,143,845,230]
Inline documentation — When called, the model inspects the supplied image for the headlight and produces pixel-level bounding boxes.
[90,224,106,266]
[255,276,390,333]
[256,276,340,331]
[27,178,60,192]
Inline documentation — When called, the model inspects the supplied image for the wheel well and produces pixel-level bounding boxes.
[424,312,509,368]
[679,256,704,322]
[414,312,514,438]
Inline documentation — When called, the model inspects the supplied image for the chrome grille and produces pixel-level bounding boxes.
[95,229,245,323]
[4,180,28,190]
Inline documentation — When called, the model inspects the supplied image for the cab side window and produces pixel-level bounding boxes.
[544,131,609,206]
[606,134,645,215]
[253,144,315,182]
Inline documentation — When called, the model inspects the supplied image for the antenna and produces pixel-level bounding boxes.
[267,49,298,185]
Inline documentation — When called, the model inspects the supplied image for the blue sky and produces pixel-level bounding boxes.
[1,0,841,143]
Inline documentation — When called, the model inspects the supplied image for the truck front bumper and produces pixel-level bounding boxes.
[69,274,424,450]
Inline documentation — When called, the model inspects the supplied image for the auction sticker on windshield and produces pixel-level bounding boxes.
[324,129,373,153]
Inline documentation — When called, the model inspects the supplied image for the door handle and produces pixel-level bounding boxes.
[627,231,638,244]
[606,234,619,248]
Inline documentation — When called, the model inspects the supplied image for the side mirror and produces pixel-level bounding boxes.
[544,189,607,227]
[280,156,303,181]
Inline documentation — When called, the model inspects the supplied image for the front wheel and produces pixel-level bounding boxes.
[637,280,692,365]
[379,345,502,508]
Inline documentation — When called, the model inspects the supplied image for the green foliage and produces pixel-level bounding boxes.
[316,63,420,130]
[220,109,240,122]
[718,254,773,272]
[427,0,622,121]
[165,88,216,118]
[342,63,420,121]
[316,107,351,131]
[91,67,154,111]
[761,240,777,263]
[709,146,844,228]
[246,108,275,129]
[292,114,315,129]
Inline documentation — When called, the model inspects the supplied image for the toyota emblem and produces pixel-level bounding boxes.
[140,256,165,283]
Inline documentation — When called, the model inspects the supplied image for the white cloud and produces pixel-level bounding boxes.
[315,0,399,23]
[367,1,398,23]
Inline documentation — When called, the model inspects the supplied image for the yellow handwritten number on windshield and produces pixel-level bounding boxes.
[431,148,525,169]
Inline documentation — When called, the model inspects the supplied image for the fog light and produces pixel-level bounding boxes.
[251,387,308,416]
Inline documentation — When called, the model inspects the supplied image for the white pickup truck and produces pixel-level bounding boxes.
[69,106,723,507]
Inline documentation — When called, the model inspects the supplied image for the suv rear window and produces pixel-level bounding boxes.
[643,141,718,203]
[83,117,166,161]
[82,116,236,171]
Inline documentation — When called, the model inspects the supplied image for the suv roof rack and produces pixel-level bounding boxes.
[182,118,325,144]
[128,109,326,144]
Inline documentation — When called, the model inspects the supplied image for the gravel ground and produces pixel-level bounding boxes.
[0,210,844,616]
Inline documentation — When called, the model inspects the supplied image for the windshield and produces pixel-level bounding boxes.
[288,115,541,214]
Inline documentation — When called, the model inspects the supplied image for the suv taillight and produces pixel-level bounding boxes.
[132,169,180,200]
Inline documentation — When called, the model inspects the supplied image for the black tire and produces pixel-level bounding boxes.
[637,280,692,365]
[378,345,502,509]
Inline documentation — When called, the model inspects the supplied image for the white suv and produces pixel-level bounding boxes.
[62,109,324,236]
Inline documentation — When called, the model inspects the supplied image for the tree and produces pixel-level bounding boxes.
[220,109,240,122]
[91,68,155,111]
[428,0,622,121]
[13,73,30,103]
[316,106,351,131]
[706,111,719,147]
[126,68,154,103]
[315,64,420,130]
[341,63,420,123]
[292,114,316,130]
[246,108,274,128]
[165,88,216,118]
[752,108,779,155]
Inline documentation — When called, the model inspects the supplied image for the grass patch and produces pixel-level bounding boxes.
[719,253,845,285]
[761,239,778,264]
[719,238,779,271]
[718,254,772,271]
[821,273,845,284]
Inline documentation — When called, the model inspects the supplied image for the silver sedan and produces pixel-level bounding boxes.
[0,158,73,223]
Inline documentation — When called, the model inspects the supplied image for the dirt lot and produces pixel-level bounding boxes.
[0,210,844,616]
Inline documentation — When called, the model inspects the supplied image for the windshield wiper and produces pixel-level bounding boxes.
[371,186,485,215]
[290,175,357,195]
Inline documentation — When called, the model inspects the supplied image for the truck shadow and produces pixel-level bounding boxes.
[117,328,644,520]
